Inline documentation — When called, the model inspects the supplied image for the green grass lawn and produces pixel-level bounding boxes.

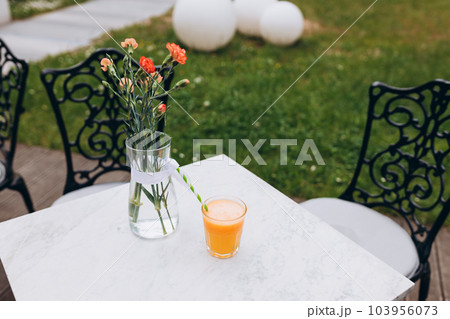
[9,0,89,19]
[17,0,450,224]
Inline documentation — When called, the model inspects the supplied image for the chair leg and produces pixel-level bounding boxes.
[418,263,431,301]
[10,174,34,213]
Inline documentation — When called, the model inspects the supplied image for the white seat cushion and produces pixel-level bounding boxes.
[299,198,420,278]
[52,182,126,206]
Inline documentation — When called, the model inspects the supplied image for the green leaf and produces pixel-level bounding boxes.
[163,181,170,194]
[142,187,155,204]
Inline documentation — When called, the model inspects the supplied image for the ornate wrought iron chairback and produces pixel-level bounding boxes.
[0,38,34,213]
[41,48,174,194]
[0,38,28,171]
[340,79,450,273]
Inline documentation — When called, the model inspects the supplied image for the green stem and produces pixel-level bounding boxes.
[164,205,174,230]
[161,181,174,230]
[156,209,167,235]
[150,183,166,235]
[129,182,142,223]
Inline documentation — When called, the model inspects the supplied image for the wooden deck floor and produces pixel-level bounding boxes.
[0,144,449,301]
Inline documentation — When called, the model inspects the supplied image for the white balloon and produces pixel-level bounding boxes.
[260,1,304,46]
[233,0,277,37]
[172,0,236,52]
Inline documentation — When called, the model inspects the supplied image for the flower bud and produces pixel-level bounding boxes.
[158,104,167,113]
[175,79,190,88]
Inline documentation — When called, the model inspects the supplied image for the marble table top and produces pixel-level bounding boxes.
[0,155,413,300]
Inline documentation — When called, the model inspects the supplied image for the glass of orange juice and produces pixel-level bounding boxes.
[201,195,247,258]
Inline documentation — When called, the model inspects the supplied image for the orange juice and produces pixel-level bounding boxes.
[202,196,247,258]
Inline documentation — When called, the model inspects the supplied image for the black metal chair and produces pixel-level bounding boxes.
[0,38,34,213]
[40,48,174,205]
[300,79,450,300]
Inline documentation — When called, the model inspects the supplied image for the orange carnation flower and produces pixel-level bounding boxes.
[100,58,112,72]
[121,38,138,50]
[166,43,187,65]
[140,56,155,74]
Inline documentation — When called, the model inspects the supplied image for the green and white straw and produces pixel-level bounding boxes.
[176,168,208,211]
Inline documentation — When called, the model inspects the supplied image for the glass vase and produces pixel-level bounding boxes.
[126,130,179,239]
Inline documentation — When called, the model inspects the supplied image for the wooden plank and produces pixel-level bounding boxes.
[397,217,419,301]
[0,260,15,301]
[0,287,15,301]
[0,144,66,220]
[0,190,30,222]
[437,227,450,301]
[405,282,419,301]
[427,242,443,300]
[0,158,67,221]
[14,144,54,169]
